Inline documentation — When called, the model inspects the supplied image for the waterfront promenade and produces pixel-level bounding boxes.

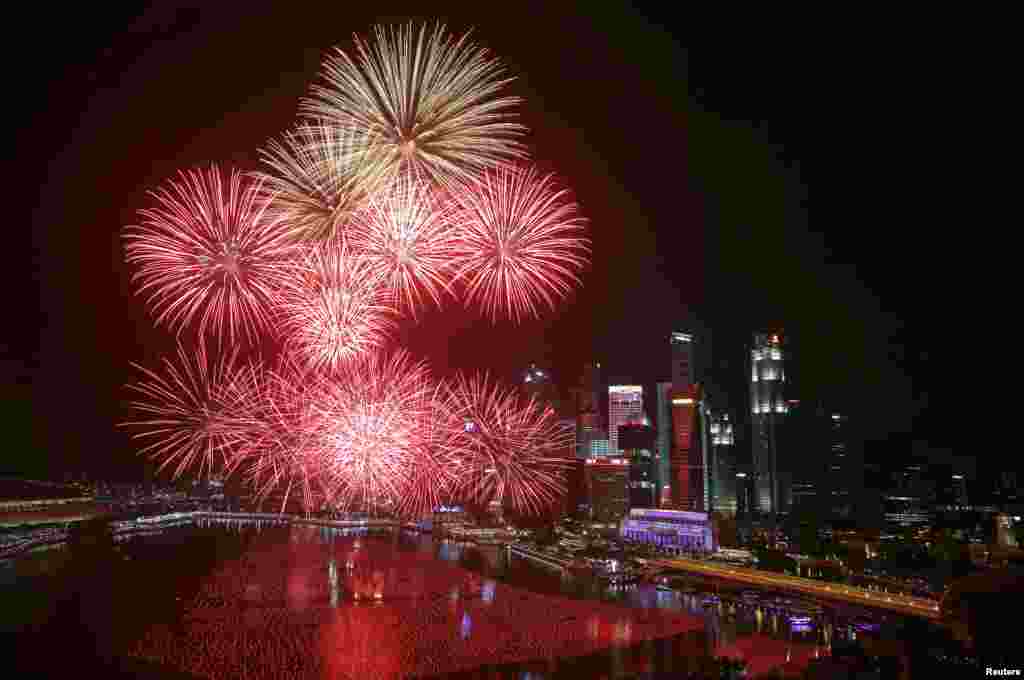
[648,557,941,619]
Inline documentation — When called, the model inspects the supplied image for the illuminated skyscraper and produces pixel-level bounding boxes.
[670,385,702,511]
[750,332,788,515]
[708,411,737,515]
[655,382,673,507]
[608,385,643,455]
[671,332,695,392]
[584,457,630,522]
[573,362,603,459]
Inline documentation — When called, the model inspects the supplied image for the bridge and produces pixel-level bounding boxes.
[648,557,941,620]
[508,543,575,571]
[195,512,400,528]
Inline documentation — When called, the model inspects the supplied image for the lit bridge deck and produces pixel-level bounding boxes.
[648,557,941,620]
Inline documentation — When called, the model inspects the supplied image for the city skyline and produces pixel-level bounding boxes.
[9,3,955,484]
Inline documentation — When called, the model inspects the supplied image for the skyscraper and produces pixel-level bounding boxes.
[671,332,695,391]
[522,363,559,409]
[709,410,737,515]
[608,385,643,455]
[655,382,673,507]
[584,457,630,523]
[670,385,702,511]
[574,362,604,459]
[750,332,788,516]
[619,419,656,509]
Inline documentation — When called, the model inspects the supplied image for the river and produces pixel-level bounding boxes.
[2,519,957,678]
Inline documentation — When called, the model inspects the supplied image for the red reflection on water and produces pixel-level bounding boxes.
[129,531,705,679]
[319,605,405,679]
[715,635,825,677]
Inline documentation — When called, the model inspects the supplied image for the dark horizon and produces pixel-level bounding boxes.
[10,2,957,482]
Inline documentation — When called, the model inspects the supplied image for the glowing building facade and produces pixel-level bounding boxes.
[670,385,703,511]
[709,411,737,515]
[584,457,630,523]
[655,382,673,507]
[750,332,788,515]
[620,508,714,552]
[608,385,643,455]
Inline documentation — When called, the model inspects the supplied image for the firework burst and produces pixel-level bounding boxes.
[227,355,331,513]
[452,165,589,323]
[276,240,397,372]
[257,122,395,241]
[440,372,572,515]
[310,351,441,516]
[123,166,294,345]
[122,343,254,480]
[347,174,459,316]
[303,23,526,190]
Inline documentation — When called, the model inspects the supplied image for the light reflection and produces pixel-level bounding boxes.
[328,558,338,608]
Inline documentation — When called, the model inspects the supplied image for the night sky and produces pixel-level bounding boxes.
[10,3,955,481]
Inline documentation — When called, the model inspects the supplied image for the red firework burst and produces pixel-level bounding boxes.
[122,343,254,480]
[275,239,397,372]
[439,372,572,516]
[227,355,331,514]
[347,174,460,317]
[307,351,440,516]
[123,165,295,345]
[451,165,589,323]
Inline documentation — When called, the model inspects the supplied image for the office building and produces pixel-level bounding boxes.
[574,362,603,459]
[619,421,657,509]
[671,331,696,391]
[670,384,703,511]
[588,437,612,458]
[584,457,630,523]
[608,385,643,454]
[709,411,737,515]
[655,382,673,506]
[750,332,788,516]
[577,411,603,459]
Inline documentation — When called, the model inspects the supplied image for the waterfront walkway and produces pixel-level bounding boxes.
[648,557,941,619]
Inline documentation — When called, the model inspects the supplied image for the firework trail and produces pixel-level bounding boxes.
[122,343,255,480]
[347,173,460,317]
[257,121,395,242]
[439,372,572,516]
[451,165,589,323]
[303,23,526,191]
[123,166,294,345]
[275,239,397,373]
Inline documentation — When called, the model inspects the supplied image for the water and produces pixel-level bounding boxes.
[3,520,955,678]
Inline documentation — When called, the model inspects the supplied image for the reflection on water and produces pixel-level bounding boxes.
[424,534,941,677]
[119,524,707,679]
[6,520,950,679]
